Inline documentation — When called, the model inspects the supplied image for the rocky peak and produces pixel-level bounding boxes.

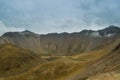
[2,30,38,38]
[98,25,120,36]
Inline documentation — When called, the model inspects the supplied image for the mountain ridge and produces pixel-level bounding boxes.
[1,25,120,37]
[0,25,120,55]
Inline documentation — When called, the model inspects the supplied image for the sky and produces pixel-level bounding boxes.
[0,0,120,35]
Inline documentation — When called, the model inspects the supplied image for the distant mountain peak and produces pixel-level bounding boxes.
[98,25,120,36]
[22,30,33,33]
[2,30,38,38]
[21,30,36,35]
[2,32,19,37]
[108,25,120,28]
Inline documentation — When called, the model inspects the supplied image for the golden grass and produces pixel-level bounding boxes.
[0,39,119,80]
[0,44,43,77]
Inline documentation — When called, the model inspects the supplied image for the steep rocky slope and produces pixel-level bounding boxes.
[74,38,120,80]
[0,26,120,55]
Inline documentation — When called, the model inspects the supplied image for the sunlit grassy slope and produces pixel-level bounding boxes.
[0,44,44,77]
[0,38,120,80]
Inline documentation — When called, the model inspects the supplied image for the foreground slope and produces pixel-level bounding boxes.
[76,38,120,80]
[0,44,43,77]
[1,38,119,80]
[85,39,120,80]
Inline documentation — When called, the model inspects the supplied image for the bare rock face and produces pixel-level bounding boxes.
[0,26,120,55]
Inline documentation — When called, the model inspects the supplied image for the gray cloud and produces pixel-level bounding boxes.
[0,21,25,35]
[78,0,120,25]
[0,0,120,34]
